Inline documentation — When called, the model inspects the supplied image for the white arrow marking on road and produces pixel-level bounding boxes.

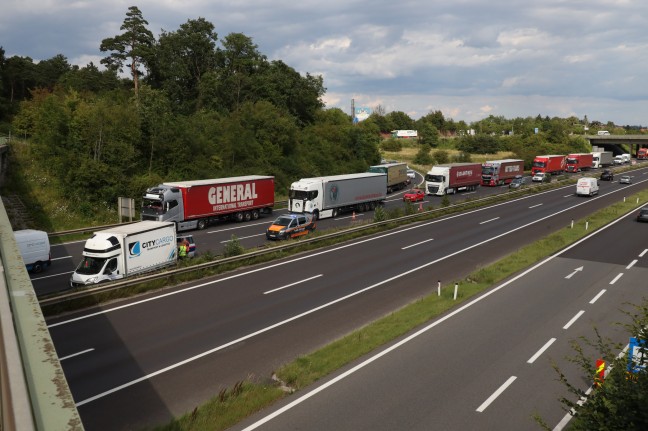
[564,266,584,279]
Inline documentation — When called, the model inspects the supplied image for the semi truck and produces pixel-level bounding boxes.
[591,151,613,168]
[70,221,177,288]
[531,155,565,175]
[480,159,524,186]
[141,175,275,231]
[288,173,387,219]
[425,163,482,196]
[637,148,648,160]
[565,153,594,173]
[368,162,409,193]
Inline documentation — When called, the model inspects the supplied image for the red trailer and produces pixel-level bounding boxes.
[565,153,594,172]
[638,148,648,160]
[531,155,565,175]
[481,159,525,186]
[141,175,275,231]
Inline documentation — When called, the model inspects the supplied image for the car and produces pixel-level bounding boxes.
[637,207,648,222]
[509,176,524,189]
[532,172,550,183]
[177,234,196,258]
[407,168,416,180]
[620,175,632,184]
[266,213,316,240]
[403,189,425,203]
[600,169,614,181]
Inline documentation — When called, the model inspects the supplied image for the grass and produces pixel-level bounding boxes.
[151,186,648,431]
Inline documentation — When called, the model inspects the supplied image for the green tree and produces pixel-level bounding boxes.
[100,6,154,96]
[385,111,415,130]
[217,33,266,111]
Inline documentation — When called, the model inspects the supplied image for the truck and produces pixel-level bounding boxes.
[565,153,594,173]
[390,130,418,138]
[70,221,177,288]
[637,148,648,160]
[531,155,565,176]
[288,172,387,219]
[591,151,613,168]
[368,162,409,193]
[480,159,524,186]
[141,175,275,232]
[613,153,631,165]
[424,162,482,196]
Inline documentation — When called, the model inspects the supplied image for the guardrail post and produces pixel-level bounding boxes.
[437,280,441,297]
[453,283,458,300]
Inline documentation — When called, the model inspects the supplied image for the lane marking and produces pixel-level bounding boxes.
[609,273,623,285]
[589,289,606,304]
[476,376,517,412]
[528,203,543,209]
[31,270,74,281]
[640,249,648,258]
[626,260,637,269]
[264,275,323,294]
[208,219,278,234]
[401,239,434,250]
[563,194,572,198]
[51,256,72,261]
[59,348,94,361]
[564,266,583,279]
[220,233,265,243]
[479,217,500,225]
[527,338,556,364]
[563,310,585,330]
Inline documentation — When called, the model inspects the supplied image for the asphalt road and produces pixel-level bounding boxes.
[231,202,648,431]
[42,165,648,430]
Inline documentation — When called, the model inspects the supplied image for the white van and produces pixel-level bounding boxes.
[576,177,599,197]
[597,131,610,135]
[14,229,51,273]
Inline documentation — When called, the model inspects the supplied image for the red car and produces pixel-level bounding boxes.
[403,189,425,203]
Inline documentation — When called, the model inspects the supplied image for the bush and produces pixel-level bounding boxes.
[380,138,403,152]
[223,235,244,257]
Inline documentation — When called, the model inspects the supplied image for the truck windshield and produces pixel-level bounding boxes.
[425,174,444,182]
[481,167,496,175]
[75,256,107,275]
[289,190,317,200]
[141,199,165,214]
[532,161,547,168]
[566,158,577,164]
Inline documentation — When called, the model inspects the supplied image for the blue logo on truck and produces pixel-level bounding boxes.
[129,241,141,257]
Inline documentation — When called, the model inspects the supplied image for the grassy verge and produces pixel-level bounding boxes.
[153,189,648,431]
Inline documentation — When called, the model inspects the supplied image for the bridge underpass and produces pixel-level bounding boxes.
[586,134,648,156]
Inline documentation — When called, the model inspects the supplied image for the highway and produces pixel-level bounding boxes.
[232,200,647,431]
[43,166,648,430]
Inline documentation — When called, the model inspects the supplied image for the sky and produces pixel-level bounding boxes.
[2,0,648,126]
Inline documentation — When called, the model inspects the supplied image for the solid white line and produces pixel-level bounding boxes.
[528,203,543,209]
[589,289,606,304]
[264,275,323,294]
[208,219,276,234]
[479,217,500,225]
[59,348,94,361]
[609,273,624,285]
[476,376,517,412]
[401,238,434,250]
[639,249,648,258]
[626,259,638,269]
[527,338,557,364]
[563,310,585,330]
[220,233,266,243]
[51,256,72,261]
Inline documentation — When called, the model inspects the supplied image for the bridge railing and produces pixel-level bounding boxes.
[0,198,83,430]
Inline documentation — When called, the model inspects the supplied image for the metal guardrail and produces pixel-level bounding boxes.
[0,198,83,429]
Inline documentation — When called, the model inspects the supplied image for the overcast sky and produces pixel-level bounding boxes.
[2,1,648,125]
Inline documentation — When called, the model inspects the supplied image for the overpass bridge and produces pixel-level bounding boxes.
[0,141,82,430]
[586,134,648,156]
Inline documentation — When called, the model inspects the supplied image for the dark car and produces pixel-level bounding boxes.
[637,207,648,222]
[600,169,614,181]
[509,176,525,189]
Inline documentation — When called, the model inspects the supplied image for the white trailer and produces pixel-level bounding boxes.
[70,221,177,288]
[288,173,387,219]
[591,151,613,168]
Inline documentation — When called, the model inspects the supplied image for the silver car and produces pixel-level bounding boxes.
[620,175,632,184]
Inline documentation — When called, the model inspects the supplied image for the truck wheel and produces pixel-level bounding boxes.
[243,211,252,222]
[313,210,320,220]
[234,212,244,222]
[197,219,207,230]
[251,210,260,220]
[32,261,43,273]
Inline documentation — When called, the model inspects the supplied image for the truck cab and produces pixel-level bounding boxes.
[142,186,185,225]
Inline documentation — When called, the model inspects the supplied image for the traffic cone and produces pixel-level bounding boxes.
[419,202,423,211]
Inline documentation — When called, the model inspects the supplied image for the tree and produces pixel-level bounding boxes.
[100,6,154,96]
[385,111,415,131]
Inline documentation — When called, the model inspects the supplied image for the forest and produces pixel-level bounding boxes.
[0,6,643,224]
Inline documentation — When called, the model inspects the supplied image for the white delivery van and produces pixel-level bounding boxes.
[576,177,599,197]
[14,229,51,273]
